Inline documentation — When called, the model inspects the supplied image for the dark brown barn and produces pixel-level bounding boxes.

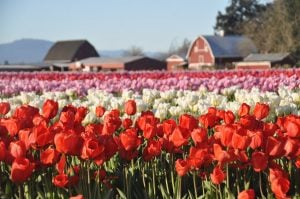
[69,56,166,71]
[44,40,99,63]
[186,35,257,69]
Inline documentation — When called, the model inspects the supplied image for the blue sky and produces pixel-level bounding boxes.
[0,0,270,52]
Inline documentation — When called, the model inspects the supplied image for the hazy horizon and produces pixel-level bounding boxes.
[0,0,273,52]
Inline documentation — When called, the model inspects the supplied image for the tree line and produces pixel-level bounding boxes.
[124,0,300,63]
[215,0,300,61]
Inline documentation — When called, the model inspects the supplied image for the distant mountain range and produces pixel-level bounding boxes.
[0,39,161,64]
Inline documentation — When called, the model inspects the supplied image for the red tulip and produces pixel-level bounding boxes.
[125,100,136,115]
[95,106,106,117]
[40,148,60,165]
[143,139,162,161]
[175,159,190,176]
[11,157,34,183]
[283,138,297,157]
[122,118,133,129]
[9,141,26,159]
[0,141,7,161]
[253,103,269,120]
[210,166,225,185]
[231,129,250,150]
[191,127,208,145]
[29,123,54,148]
[251,151,268,172]
[270,177,290,199]
[74,107,87,123]
[239,115,257,129]
[249,131,263,149]
[59,110,75,127]
[213,143,230,164]
[238,103,250,117]
[224,111,235,124]
[162,119,177,136]
[265,136,283,157]
[52,173,69,188]
[295,158,300,168]
[13,105,39,128]
[42,99,58,119]
[0,102,10,115]
[199,113,218,128]
[179,114,198,131]
[54,130,83,156]
[1,118,21,137]
[56,154,66,174]
[81,138,105,160]
[137,113,158,131]
[188,146,207,168]
[284,120,300,138]
[119,128,141,151]
[238,189,255,199]
[119,148,138,161]
[169,126,189,148]
[143,123,157,139]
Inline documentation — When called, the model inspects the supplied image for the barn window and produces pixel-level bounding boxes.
[194,46,198,53]
[198,55,204,63]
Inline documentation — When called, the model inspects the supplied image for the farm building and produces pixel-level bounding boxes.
[69,56,166,71]
[235,53,296,69]
[186,35,257,69]
[0,64,50,71]
[166,55,187,70]
[44,40,99,64]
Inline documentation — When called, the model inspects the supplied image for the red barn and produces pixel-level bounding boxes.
[186,35,257,69]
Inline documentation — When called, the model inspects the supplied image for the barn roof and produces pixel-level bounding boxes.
[44,40,99,63]
[0,64,49,71]
[77,56,146,65]
[244,53,291,62]
[166,55,185,61]
[202,35,257,58]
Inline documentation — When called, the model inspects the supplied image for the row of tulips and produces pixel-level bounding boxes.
[1,86,300,123]
[1,69,300,95]
[0,98,300,198]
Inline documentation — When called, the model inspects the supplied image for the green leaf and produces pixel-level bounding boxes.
[159,184,170,199]
[116,188,127,199]
[188,190,194,199]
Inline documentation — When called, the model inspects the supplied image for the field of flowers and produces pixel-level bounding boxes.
[1,69,300,199]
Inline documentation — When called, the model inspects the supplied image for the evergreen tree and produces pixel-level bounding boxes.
[214,0,267,35]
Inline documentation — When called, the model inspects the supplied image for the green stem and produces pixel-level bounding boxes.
[87,161,91,199]
[142,165,146,190]
[164,167,170,195]
[125,166,129,198]
[170,154,175,193]
[226,164,229,198]
[259,172,265,199]
[152,159,156,197]
[193,171,198,199]
[177,177,182,199]
[236,168,240,194]
[218,184,222,199]
[202,179,205,196]
[19,185,24,199]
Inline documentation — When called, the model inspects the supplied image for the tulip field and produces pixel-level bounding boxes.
[1,69,300,199]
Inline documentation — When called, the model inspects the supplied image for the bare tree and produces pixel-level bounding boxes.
[123,46,145,56]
